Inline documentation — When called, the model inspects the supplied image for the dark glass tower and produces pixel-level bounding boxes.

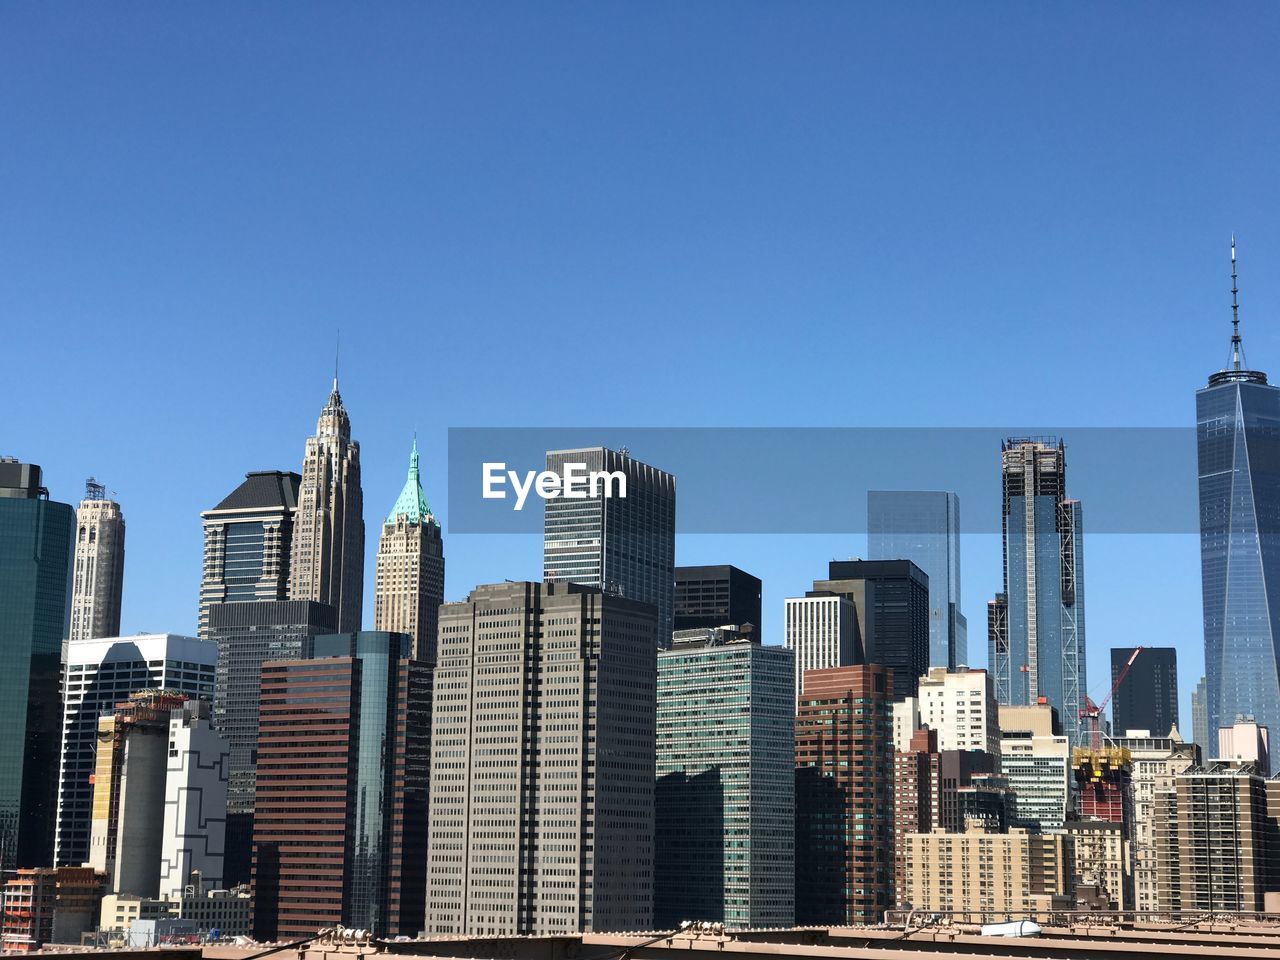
[543,447,676,647]
[867,491,967,669]
[1197,240,1280,771]
[816,559,929,702]
[0,460,73,872]
[988,438,1087,746]
[207,599,337,885]
[674,565,762,635]
[1110,646,1179,738]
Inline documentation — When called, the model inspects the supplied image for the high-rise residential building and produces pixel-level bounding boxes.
[998,703,1071,832]
[673,565,763,636]
[1156,760,1280,912]
[1111,647,1179,738]
[655,629,794,929]
[1109,731,1199,914]
[916,666,1000,754]
[55,635,216,868]
[543,447,675,647]
[69,479,125,643]
[206,600,336,886]
[88,691,195,896]
[159,700,229,900]
[426,581,657,936]
[198,471,300,638]
[1216,716,1271,770]
[1066,820,1129,911]
[1192,676,1209,751]
[902,824,1070,919]
[989,438,1088,746]
[252,631,430,940]
[794,664,894,926]
[784,593,860,707]
[816,560,930,701]
[373,439,444,661]
[0,459,73,872]
[867,491,967,668]
[1198,243,1280,775]
[289,380,364,634]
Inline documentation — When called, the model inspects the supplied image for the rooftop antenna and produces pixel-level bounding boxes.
[1231,236,1246,371]
[333,327,341,392]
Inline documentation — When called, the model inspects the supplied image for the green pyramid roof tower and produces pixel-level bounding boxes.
[386,438,435,525]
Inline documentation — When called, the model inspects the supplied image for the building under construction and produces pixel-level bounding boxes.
[0,867,104,952]
[1073,746,1134,832]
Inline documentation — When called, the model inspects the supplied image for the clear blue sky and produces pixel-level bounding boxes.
[5,3,1280,728]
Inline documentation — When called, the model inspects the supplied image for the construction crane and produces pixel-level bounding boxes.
[1079,645,1144,751]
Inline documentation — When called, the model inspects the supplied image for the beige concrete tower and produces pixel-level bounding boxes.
[288,378,364,632]
[69,479,125,642]
[374,439,444,661]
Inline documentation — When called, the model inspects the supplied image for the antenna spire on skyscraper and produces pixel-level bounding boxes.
[334,327,341,392]
[1231,236,1246,371]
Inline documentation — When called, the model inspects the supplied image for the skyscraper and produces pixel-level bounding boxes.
[783,592,860,707]
[373,439,444,661]
[997,704,1071,832]
[426,581,658,936]
[543,447,675,647]
[198,471,300,638]
[817,559,931,702]
[1110,646,1179,737]
[206,600,336,886]
[289,380,364,633]
[55,635,216,868]
[655,629,794,929]
[988,438,1088,745]
[0,459,73,872]
[252,631,429,940]
[1192,676,1210,751]
[673,565,762,636]
[69,479,125,643]
[1197,241,1280,772]
[794,664,894,926]
[867,491,966,668]
[159,699,229,900]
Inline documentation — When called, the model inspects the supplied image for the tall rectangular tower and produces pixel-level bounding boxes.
[989,438,1088,746]
[69,478,125,643]
[783,593,860,707]
[206,600,336,886]
[867,491,966,668]
[426,581,658,936]
[543,447,675,647]
[655,630,794,929]
[0,459,73,872]
[198,471,300,638]
[1111,646,1178,737]
[252,631,430,940]
[818,559,931,702]
[794,664,894,926]
[1197,249,1280,771]
[55,635,216,868]
[289,381,364,633]
[374,440,444,661]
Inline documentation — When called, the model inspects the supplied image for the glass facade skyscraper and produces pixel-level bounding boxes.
[867,490,966,668]
[988,439,1087,746]
[1197,270,1280,771]
[0,460,73,872]
[655,631,794,929]
[543,446,676,647]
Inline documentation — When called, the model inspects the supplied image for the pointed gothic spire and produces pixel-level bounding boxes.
[386,436,434,524]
